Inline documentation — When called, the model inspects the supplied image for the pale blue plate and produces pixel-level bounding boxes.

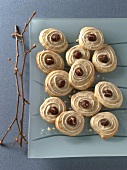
[28,18,127,158]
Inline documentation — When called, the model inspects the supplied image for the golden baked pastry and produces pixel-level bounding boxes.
[39,28,68,53]
[36,50,64,74]
[66,45,90,66]
[71,91,102,117]
[40,97,66,124]
[79,27,104,50]
[55,111,85,136]
[92,44,117,73]
[45,70,73,96]
[94,81,123,108]
[90,112,119,139]
[69,59,95,90]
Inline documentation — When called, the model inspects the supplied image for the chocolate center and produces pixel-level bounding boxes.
[103,89,113,97]
[75,67,83,76]
[73,50,82,59]
[49,107,59,115]
[67,116,77,126]
[81,100,89,108]
[99,55,109,63]
[87,33,97,41]
[100,119,110,126]
[45,55,54,65]
[57,79,65,88]
[51,34,60,42]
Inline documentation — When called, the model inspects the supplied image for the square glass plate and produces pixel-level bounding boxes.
[28,18,127,158]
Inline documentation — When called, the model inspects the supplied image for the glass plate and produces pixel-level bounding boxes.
[28,18,127,158]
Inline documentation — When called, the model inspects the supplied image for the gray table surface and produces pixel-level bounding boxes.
[0,0,127,170]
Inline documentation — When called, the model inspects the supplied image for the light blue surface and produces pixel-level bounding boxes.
[29,18,127,158]
[1,0,127,169]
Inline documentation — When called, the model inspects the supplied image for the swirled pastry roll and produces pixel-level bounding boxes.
[79,27,104,50]
[66,45,90,66]
[71,91,102,117]
[39,28,68,53]
[69,59,95,90]
[95,81,123,108]
[92,44,117,73]
[55,111,85,136]
[36,50,64,74]
[90,112,119,139]
[45,70,73,96]
[40,97,66,124]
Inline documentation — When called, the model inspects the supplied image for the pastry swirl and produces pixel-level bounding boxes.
[71,91,102,117]
[79,27,104,50]
[66,45,90,66]
[39,28,68,53]
[92,44,117,73]
[40,97,66,124]
[69,59,95,90]
[45,70,73,96]
[55,111,85,136]
[36,50,64,74]
[90,112,119,139]
[95,81,123,108]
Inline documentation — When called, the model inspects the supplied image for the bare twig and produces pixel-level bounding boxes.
[0,11,36,147]
[26,44,36,55]
[19,12,36,146]
[8,58,21,76]
[24,99,30,105]
[21,11,36,35]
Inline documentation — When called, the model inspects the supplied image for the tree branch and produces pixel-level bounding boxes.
[0,11,36,147]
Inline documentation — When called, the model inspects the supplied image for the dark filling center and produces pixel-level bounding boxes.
[75,67,83,76]
[81,100,89,108]
[45,55,54,65]
[73,50,82,59]
[100,119,110,126]
[57,79,65,88]
[103,89,113,97]
[87,33,97,41]
[49,107,59,115]
[99,55,109,63]
[51,33,60,42]
[67,116,77,126]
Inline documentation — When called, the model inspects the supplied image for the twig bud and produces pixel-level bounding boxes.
[33,11,36,15]
[33,44,36,48]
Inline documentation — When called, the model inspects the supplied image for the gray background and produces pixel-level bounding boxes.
[0,0,127,169]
